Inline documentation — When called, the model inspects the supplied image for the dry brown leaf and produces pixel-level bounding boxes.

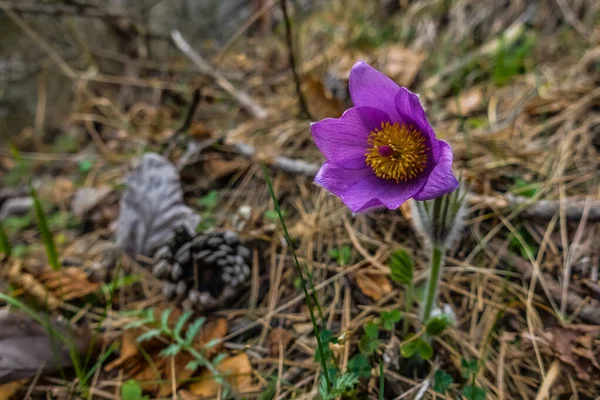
[38,267,100,301]
[0,379,27,400]
[0,310,91,384]
[5,261,60,310]
[355,272,393,301]
[189,123,213,140]
[447,87,485,116]
[303,75,344,120]
[378,45,425,87]
[188,353,253,398]
[105,308,228,396]
[204,157,246,181]
[522,326,600,381]
[268,327,293,357]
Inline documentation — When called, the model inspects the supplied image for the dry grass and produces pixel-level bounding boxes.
[1,0,600,399]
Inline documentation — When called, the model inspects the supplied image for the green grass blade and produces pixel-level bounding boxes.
[30,187,60,270]
[379,359,385,400]
[261,163,331,393]
[0,221,10,258]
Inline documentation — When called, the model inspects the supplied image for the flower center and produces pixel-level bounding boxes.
[365,122,429,182]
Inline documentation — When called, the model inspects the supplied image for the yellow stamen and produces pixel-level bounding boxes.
[365,122,429,182]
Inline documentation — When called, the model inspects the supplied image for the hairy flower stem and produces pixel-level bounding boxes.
[421,245,445,323]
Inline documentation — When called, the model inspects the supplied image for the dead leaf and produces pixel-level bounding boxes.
[38,267,100,301]
[522,326,600,381]
[105,307,228,396]
[5,261,60,310]
[116,153,201,256]
[0,310,91,384]
[378,45,425,87]
[303,75,344,120]
[269,327,293,357]
[71,187,112,218]
[0,379,27,400]
[189,123,213,140]
[355,272,393,301]
[188,353,253,398]
[204,157,246,181]
[446,87,485,116]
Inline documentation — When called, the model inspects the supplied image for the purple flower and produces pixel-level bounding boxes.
[311,61,459,213]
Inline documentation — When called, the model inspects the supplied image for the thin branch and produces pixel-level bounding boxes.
[170,30,268,120]
[163,88,202,157]
[280,0,312,119]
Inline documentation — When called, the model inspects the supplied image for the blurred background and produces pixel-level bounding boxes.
[1,1,600,399]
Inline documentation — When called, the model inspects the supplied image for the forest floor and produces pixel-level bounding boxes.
[1,1,600,399]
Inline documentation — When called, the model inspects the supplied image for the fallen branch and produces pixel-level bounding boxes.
[467,194,600,222]
[489,241,600,325]
[170,30,268,120]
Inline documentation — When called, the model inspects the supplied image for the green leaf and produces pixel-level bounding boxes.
[185,317,206,345]
[425,314,453,336]
[433,370,453,394]
[31,187,60,270]
[204,338,221,349]
[136,328,162,343]
[319,329,336,345]
[348,354,371,378]
[121,379,149,400]
[359,335,380,355]
[462,384,486,400]
[417,339,433,360]
[328,245,352,265]
[461,358,479,378]
[212,353,227,365]
[174,311,193,339]
[381,310,402,331]
[0,222,10,258]
[332,372,359,395]
[185,360,201,372]
[159,343,182,358]
[160,308,172,331]
[197,190,219,209]
[401,337,432,359]
[364,322,379,339]
[78,159,93,173]
[400,340,418,358]
[388,249,413,285]
[511,178,540,198]
[264,209,286,221]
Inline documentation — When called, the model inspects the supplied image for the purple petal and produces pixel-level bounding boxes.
[311,107,390,169]
[413,141,459,201]
[314,161,426,213]
[349,61,401,121]
[394,88,440,162]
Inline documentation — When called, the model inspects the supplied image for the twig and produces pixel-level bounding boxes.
[467,194,600,222]
[229,142,319,176]
[489,241,600,324]
[163,88,202,157]
[561,199,591,315]
[170,30,268,120]
[279,0,311,119]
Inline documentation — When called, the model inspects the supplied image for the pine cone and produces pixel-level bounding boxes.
[151,227,252,310]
